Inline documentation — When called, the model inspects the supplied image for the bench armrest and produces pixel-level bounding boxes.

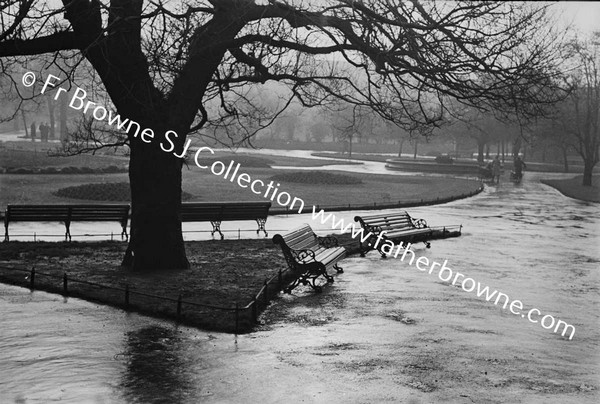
[410,217,428,228]
[317,235,339,248]
[291,249,316,264]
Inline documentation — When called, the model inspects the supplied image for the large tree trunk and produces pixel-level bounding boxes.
[347,134,353,159]
[562,147,569,173]
[59,93,68,142]
[477,141,485,163]
[21,110,28,137]
[413,138,418,160]
[513,137,522,157]
[397,139,404,157]
[47,97,56,139]
[582,160,594,186]
[122,125,189,270]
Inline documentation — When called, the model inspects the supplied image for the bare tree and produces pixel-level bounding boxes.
[559,33,600,185]
[1,1,565,271]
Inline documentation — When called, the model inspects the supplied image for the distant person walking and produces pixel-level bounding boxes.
[30,122,36,141]
[513,155,527,182]
[491,155,502,184]
[39,122,48,142]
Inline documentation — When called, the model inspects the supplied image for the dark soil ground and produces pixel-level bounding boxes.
[0,235,363,333]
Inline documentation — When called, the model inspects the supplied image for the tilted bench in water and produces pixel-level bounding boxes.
[354,211,462,257]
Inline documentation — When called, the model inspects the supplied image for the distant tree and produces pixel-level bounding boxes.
[529,117,574,172]
[308,121,330,143]
[559,34,600,185]
[1,1,566,270]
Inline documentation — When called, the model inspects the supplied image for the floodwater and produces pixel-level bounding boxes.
[1,158,599,402]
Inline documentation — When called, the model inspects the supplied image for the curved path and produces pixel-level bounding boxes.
[1,169,598,403]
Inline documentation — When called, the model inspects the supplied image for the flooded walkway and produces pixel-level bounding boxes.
[1,168,599,403]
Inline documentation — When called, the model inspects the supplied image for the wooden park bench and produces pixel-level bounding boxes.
[354,211,436,257]
[272,224,345,293]
[181,201,271,239]
[3,204,130,242]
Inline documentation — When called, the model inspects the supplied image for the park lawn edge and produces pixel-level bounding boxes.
[540,176,600,203]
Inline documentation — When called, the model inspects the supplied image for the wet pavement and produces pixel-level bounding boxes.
[0,168,598,403]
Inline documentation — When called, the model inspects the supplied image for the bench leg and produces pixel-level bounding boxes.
[255,218,268,237]
[284,277,302,294]
[65,221,71,242]
[4,222,8,242]
[333,263,344,273]
[359,241,367,257]
[285,262,331,294]
[210,221,224,240]
[312,262,333,286]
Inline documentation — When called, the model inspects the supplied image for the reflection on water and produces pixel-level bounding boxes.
[120,326,191,404]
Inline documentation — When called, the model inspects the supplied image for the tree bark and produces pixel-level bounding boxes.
[59,93,68,142]
[348,135,353,158]
[513,137,522,157]
[21,110,28,137]
[122,124,189,270]
[582,160,594,186]
[47,97,55,139]
[413,139,418,160]
[477,141,485,163]
[562,147,569,173]
[397,139,404,157]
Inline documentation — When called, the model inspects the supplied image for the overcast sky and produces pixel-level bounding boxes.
[555,1,600,34]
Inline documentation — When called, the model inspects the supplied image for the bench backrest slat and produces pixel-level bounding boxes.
[6,204,129,222]
[181,201,270,222]
[273,224,319,251]
[354,211,417,231]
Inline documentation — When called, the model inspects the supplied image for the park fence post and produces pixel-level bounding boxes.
[29,267,35,290]
[63,273,68,296]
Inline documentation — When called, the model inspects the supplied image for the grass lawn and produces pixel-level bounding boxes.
[541,175,600,203]
[0,147,126,169]
[0,151,482,208]
[180,166,480,208]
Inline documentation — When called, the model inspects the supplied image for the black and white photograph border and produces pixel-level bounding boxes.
[0,1,599,403]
